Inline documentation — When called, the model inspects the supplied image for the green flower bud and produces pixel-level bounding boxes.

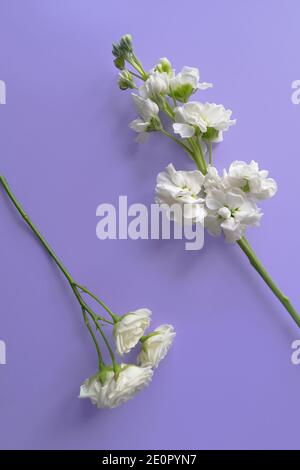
[118,70,135,90]
[155,58,173,76]
[114,56,125,70]
[119,34,133,54]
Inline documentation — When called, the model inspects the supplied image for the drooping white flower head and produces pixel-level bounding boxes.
[205,187,262,243]
[170,67,212,102]
[173,102,236,141]
[225,160,278,200]
[129,94,160,142]
[138,324,176,369]
[155,163,207,225]
[114,308,152,355]
[79,370,115,408]
[108,364,153,408]
[79,364,153,409]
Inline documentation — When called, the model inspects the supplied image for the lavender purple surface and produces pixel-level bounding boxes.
[0,0,300,450]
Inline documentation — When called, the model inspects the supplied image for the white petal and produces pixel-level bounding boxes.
[173,123,195,138]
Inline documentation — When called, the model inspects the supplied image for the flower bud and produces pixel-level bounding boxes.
[118,70,135,90]
[155,57,173,76]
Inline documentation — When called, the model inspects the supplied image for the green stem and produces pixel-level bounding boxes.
[95,322,118,373]
[81,308,105,370]
[0,176,115,363]
[0,176,75,285]
[76,284,118,323]
[160,129,195,160]
[237,237,300,328]
[127,53,148,81]
[188,138,207,174]
[209,142,213,165]
[129,70,144,80]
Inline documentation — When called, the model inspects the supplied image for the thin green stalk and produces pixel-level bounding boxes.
[95,322,118,373]
[209,142,213,165]
[0,176,75,285]
[0,176,115,365]
[237,237,300,328]
[76,284,117,323]
[81,308,105,370]
[188,138,207,174]
[128,70,144,80]
[160,129,195,160]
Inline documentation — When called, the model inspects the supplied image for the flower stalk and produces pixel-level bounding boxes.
[237,237,300,327]
[0,175,116,368]
[1,175,175,408]
[113,34,300,329]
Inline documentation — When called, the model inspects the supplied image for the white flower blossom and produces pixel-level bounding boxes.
[79,364,153,409]
[139,72,170,99]
[170,66,212,102]
[155,163,207,225]
[114,308,151,355]
[225,160,277,200]
[204,165,227,192]
[205,188,262,243]
[138,324,176,369]
[79,371,115,408]
[129,94,160,142]
[173,102,236,141]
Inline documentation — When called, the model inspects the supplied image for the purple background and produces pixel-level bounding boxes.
[0,0,300,450]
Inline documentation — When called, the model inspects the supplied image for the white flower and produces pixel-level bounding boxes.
[173,102,236,141]
[114,308,152,355]
[155,163,207,225]
[225,160,277,200]
[139,72,170,99]
[139,58,174,99]
[138,324,176,369]
[79,364,153,409]
[205,188,262,243]
[79,370,115,408]
[129,94,160,142]
[170,66,212,102]
[204,165,227,192]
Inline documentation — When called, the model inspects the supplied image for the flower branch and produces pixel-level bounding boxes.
[0,175,175,408]
[113,34,300,329]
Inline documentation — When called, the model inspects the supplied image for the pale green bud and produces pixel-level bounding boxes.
[155,57,173,76]
[118,70,135,90]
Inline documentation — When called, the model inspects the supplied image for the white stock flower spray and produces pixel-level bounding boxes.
[113,34,300,329]
[0,176,175,409]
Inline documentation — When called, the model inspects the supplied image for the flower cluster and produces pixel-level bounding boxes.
[113,35,300,330]
[156,161,276,243]
[113,35,277,244]
[80,308,175,408]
